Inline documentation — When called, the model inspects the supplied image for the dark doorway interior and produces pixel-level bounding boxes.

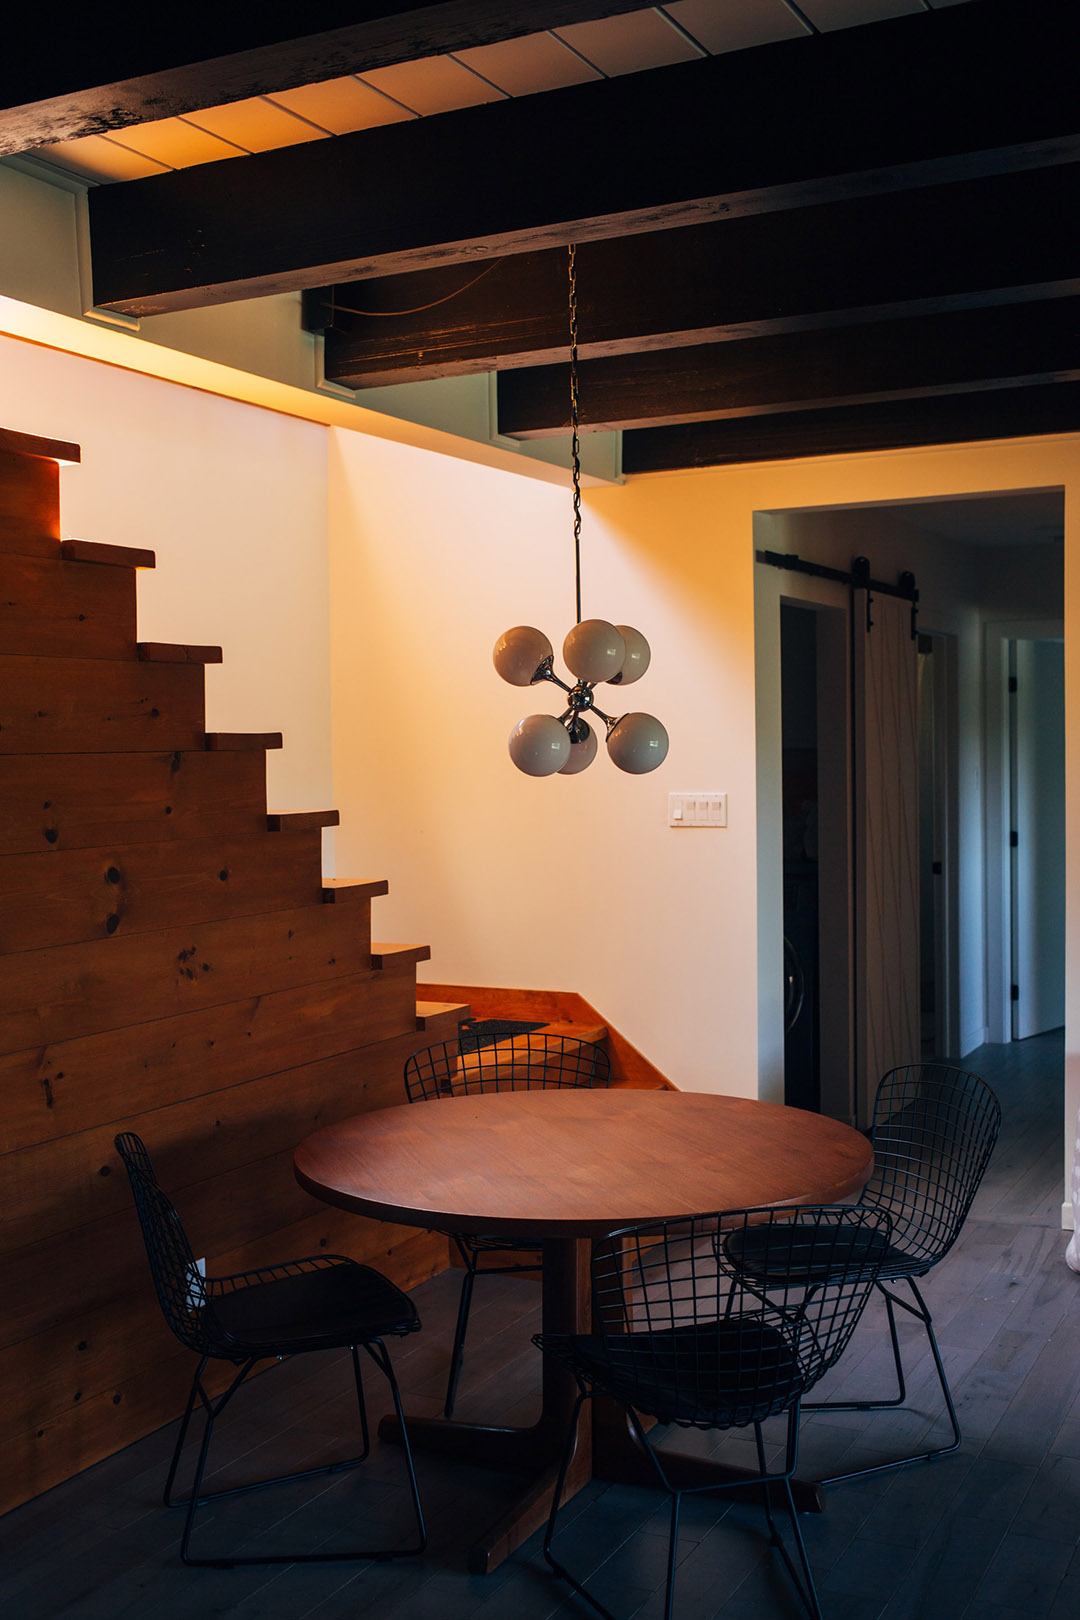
[781,603,819,1111]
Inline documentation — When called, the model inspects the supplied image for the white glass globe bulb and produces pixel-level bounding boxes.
[607,712,670,775]
[558,720,598,775]
[508,714,571,776]
[563,619,626,684]
[493,626,553,686]
[608,625,651,686]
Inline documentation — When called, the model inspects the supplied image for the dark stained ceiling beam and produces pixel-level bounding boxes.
[621,383,1080,474]
[312,167,1080,387]
[496,301,1080,436]
[89,0,1080,316]
[0,3,646,154]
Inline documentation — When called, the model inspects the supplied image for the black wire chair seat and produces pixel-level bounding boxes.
[535,1318,806,1430]
[535,1206,891,1620]
[205,1258,421,1359]
[722,1064,1001,1488]
[403,1029,610,1417]
[114,1131,426,1569]
[721,1220,893,1287]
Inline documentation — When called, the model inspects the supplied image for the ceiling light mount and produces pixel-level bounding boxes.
[494,247,669,778]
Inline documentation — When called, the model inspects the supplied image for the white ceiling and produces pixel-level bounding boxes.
[898,489,1065,548]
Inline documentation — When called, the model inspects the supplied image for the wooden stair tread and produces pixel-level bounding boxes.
[416,999,470,1028]
[139,643,223,664]
[207,733,283,752]
[0,427,80,464]
[532,1020,607,1045]
[60,539,155,570]
[372,942,431,969]
[322,879,389,903]
[267,809,338,831]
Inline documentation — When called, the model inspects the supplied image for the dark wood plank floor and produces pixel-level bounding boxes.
[3,1035,1077,1620]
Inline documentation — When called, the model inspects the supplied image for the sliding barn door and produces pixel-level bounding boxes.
[852,589,920,1126]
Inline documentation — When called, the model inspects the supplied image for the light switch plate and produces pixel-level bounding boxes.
[669,792,727,827]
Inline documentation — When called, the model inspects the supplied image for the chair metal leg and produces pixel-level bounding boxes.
[543,1394,824,1620]
[542,1390,618,1620]
[168,1341,426,1567]
[662,1489,683,1620]
[445,1255,478,1418]
[163,1356,209,1509]
[810,1278,963,1487]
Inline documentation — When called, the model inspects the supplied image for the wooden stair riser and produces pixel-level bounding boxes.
[1,1023,451,1253]
[1,975,451,1157]
[0,554,137,659]
[0,1290,172,1448]
[0,657,206,754]
[0,830,336,954]
[0,750,268,855]
[0,903,391,1053]
[0,450,60,558]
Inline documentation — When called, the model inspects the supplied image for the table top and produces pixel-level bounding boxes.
[294,1089,873,1240]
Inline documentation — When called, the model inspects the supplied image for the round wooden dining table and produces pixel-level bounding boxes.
[294,1087,872,1574]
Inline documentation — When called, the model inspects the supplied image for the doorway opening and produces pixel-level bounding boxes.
[756,488,1064,1131]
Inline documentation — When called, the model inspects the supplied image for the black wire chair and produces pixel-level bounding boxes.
[404,1031,610,1417]
[723,1063,1001,1485]
[535,1205,891,1620]
[114,1132,426,1568]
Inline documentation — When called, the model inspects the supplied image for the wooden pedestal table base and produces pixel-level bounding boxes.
[295,1089,871,1574]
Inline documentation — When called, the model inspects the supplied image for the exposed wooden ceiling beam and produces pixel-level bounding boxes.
[0,3,646,153]
[312,167,1080,387]
[89,0,1080,316]
[496,301,1080,436]
[621,383,1080,474]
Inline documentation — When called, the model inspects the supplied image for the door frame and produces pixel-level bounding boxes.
[984,616,1064,1044]
[755,554,854,1123]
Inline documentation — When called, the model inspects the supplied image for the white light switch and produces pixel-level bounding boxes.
[668,792,727,828]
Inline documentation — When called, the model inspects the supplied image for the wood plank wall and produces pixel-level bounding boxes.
[0,431,461,1515]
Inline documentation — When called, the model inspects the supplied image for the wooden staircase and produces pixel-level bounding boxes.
[0,426,465,1514]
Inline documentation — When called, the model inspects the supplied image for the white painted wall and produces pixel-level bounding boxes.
[0,332,333,816]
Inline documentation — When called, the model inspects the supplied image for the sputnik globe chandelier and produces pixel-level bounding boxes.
[493,246,670,778]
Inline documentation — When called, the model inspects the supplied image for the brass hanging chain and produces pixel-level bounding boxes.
[569,243,582,625]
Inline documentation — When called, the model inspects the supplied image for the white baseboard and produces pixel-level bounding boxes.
[1063,1202,1074,1232]
[960,1026,990,1057]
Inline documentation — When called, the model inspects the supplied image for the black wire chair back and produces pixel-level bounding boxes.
[404,1030,610,1101]
[115,1130,212,1355]
[859,1064,1001,1272]
[535,1205,891,1620]
[585,1205,892,1431]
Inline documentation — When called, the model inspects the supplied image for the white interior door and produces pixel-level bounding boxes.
[1011,638,1065,1039]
